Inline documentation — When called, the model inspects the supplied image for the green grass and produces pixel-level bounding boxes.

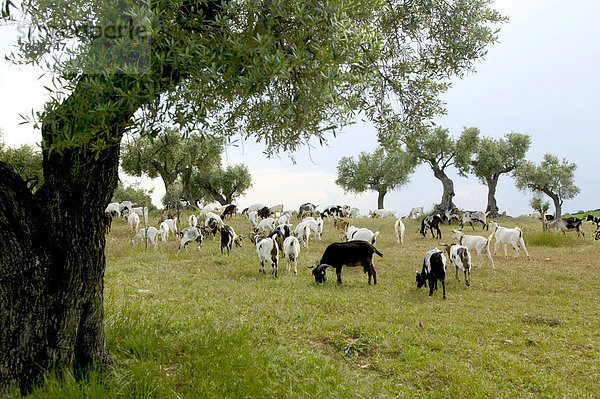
[17,214,600,397]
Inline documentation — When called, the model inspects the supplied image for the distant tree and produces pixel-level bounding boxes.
[336,147,415,209]
[407,126,479,211]
[121,129,222,207]
[515,153,580,218]
[189,164,252,205]
[111,181,156,212]
[530,196,550,232]
[0,143,43,192]
[471,132,530,216]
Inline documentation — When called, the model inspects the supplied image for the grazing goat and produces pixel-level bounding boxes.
[128,212,140,233]
[277,213,290,226]
[132,227,159,248]
[301,217,322,240]
[322,205,342,219]
[268,224,291,252]
[459,210,490,230]
[451,229,495,269]
[394,218,405,244]
[160,208,177,222]
[293,222,311,248]
[104,202,121,218]
[442,244,472,287]
[311,241,382,285]
[298,202,318,219]
[220,224,243,254]
[419,214,442,239]
[164,218,178,236]
[204,215,223,240]
[374,209,399,219]
[256,236,279,277]
[247,211,259,228]
[119,200,133,215]
[408,205,424,219]
[130,206,149,225]
[548,217,585,237]
[257,206,271,219]
[178,226,204,253]
[246,203,266,214]
[334,218,350,234]
[222,204,237,219]
[444,207,462,224]
[586,214,600,240]
[489,221,530,259]
[346,226,379,245]
[159,221,170,241]
[416,248,447,298]
[269,204,284,217]
[283,236,301,274]
[255,217,276,232]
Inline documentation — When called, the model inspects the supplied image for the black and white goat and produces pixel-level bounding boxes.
[586,214,600,240]
[548,217,585,237]
[311,241,382,285]
[178,226,204,254]
[442,243,472,287]
[419,214,442,239]
[220,224,243,254]
[416,248,447,298]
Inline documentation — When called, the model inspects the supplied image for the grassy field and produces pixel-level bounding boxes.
[23,214,600,398]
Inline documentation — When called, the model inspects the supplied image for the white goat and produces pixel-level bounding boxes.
[394,218,405,244]
[293,222,311,248]
[408,205,424,219]
[128,212,140,233]
[159,221,170,242]
[104,202,121,218]
[374,209,399,219]
[452,229,495,269]
[189,214,198,228]
[248,211,259,228]
[132,226,159,248]
[489,221,530,260]
[346,226,379,245]
[130,206,148,225]
[256,236,279,277]
[282,236,301,274]
[256,217,276,232]
[277,213,290,225]
[178,227,203,254]
[164,218,178,236]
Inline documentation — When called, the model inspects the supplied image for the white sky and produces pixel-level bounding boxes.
[1,0,599,216]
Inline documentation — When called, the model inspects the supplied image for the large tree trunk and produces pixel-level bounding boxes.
[544,190,562,219]
[377,191,386,210]
[0,75,139,393]
[432,166,455,212]
[485,174,500,216]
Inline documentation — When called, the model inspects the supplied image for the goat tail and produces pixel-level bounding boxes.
[373,246,383,258]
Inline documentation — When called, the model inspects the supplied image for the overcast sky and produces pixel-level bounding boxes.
[1,0,599,216]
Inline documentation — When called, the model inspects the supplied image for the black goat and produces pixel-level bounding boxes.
[311,241,382,285]
[416,248,447,299]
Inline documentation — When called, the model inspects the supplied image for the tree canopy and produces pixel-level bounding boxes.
[336,146,415,209]
[0,138,43,192]
[0,0,505,392]
[407,126,480,211]
[190,163,252,205]
[515,153,580,218]
[471,132,530,215]
[120,128,222,207]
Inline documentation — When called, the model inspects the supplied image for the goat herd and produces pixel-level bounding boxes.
[105,201,597,299]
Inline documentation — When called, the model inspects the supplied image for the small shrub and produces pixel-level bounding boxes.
[526,231,584,247]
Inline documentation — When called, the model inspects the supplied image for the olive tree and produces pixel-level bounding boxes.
[515,153,579,218]
[190,163,252,205]
[0,0,503,391]
[336,146,416,209]
[407,126,480,211]
[120,128,222,207]
[471,132,530,216]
